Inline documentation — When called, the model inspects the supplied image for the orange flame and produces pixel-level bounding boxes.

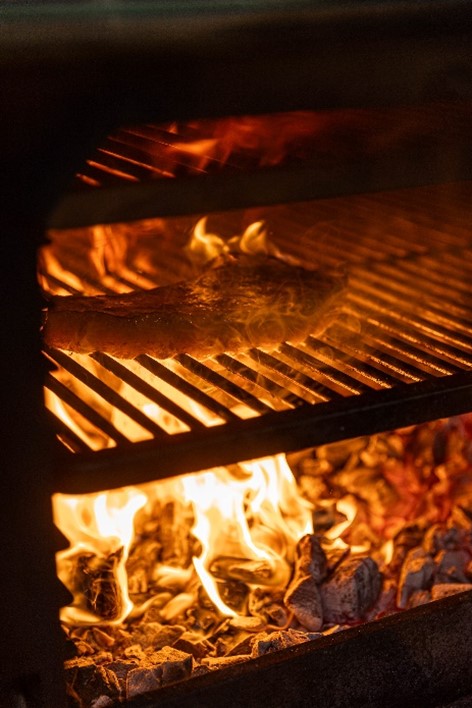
[53,453,313,624]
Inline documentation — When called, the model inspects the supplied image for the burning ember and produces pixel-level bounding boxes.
[55,417,472,706]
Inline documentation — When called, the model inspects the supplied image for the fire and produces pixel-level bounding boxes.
[41,214,344,628]
[151,111,338,174]
[186,216,281,264]
[53,454,313,625]
[54,488,147,624]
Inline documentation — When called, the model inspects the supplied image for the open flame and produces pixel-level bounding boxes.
[42,214,352,628]
[185,216,281,265]
[55,488,147,624]
[53,453,313,625]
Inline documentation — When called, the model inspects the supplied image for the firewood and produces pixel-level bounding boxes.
[422,524,460,554]
[202,655,250,670]
[397,548,435,609]
[431,583,472,600]
[284,574,323,631]
[247,587,286,622]
[64,656,120,707]
[250,629,310,657]
[125,647,192,699]
[293,534,327,583]
[75,550,124,621]
[321,556,381,624]
[173,631,214,659]
[434,549,470,583]
[406,589,431,608]
[210,557,275,584]
[129,621,185,650]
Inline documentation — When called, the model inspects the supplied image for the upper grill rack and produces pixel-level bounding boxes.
[42,182,472,493]
[49,104,472,229]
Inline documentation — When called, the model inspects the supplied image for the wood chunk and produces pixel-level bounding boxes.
[294,534,327,583]
[126,666,162,700]
[154,647,193,686]
[284,574,323,631]
[321,557,381,624]
[173,632,214,659]
[250,629,308,657]
[104,660,138,685]
[64,656,121,707]
[407,589,431,608]
[324,546,350,576]
[364,579,397,621]
[423,524,460,554]
[125,647,192,699]
[434,549,470,584]
[90,697,114,708]
[390,523,425,573]
[211,557,275,584]
[129,621,185,650]
[202,655,251,670]
[75,550,124,621]
[397,548,435,609]
[226,634,256,657]
[247,587,286,621]
[431,583,472,601]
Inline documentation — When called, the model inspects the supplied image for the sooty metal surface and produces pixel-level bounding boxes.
[42,182,472,493]
[123,590,472,708]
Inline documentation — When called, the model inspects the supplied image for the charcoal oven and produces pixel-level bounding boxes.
[2,2,472,707]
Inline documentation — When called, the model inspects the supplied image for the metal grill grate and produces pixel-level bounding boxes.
[42,182,472,493]
[49,105,472,229]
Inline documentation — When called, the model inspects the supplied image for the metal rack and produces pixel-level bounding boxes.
[42,181,472,493]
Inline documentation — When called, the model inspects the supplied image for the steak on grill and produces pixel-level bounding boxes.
[43,255,345,360]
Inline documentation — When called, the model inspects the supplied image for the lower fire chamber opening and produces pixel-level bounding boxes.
[55,418,472,707]
[40,179,472,706]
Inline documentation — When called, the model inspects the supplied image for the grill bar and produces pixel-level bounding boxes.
[42,181,472,490]
[54,372,472,494]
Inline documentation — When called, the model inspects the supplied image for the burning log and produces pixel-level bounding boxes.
[75,550,124,621]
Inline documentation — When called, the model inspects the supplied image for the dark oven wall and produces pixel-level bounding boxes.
[1,2,472,707]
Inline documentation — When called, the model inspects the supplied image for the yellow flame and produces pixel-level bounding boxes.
[54,488,147,624]
[181,455,312,616]
[185,217,274,266]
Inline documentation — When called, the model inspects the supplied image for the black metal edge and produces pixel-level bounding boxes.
[48,151,472,229]
[114,589,472,708]
[54,371,472,493]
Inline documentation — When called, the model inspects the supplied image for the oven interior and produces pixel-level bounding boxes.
[2,2,472,707]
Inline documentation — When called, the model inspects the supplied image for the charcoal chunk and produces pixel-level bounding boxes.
[397,548,435,609]
[431,583,472,600]
[125,647,192,699]
[284,574,323,631]
[321,556,381,624]
[64,656,121,706]
[294,534,327,583]
[251,629,309,657]
[434,549,470,584]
